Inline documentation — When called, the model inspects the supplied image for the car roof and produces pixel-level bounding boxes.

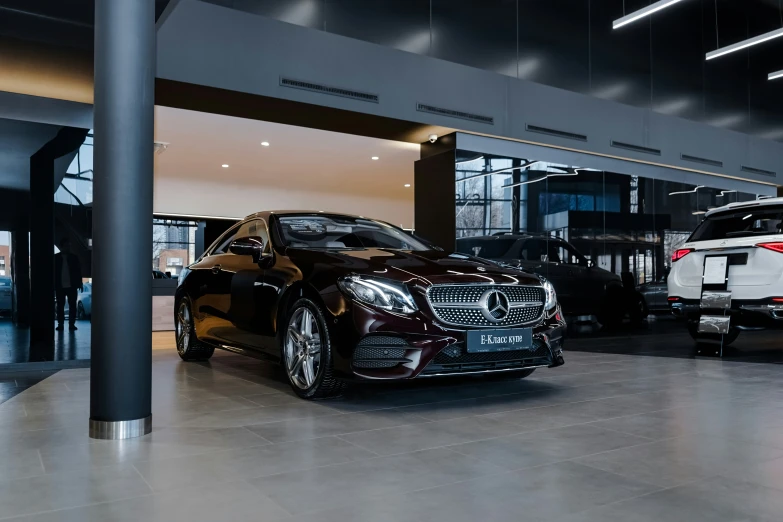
[704,196,783,217]
[456,234,558,241]
[244,210,368,221]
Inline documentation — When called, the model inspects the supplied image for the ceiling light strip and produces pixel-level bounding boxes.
[769,69,783,81]
[706,27,783,61]
[612,0,685,30]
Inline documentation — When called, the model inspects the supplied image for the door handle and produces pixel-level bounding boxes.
[211,264,222,274]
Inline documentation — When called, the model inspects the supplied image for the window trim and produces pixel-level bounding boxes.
[207,222,244,256]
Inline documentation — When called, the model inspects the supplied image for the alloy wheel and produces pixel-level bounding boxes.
[176,301,190,353]
[284,307,322,389]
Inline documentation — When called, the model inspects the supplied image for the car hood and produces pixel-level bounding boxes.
[285,248,543,287]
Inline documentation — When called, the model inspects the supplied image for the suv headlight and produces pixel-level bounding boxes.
[337,276,418,314]
[543,280,557,310]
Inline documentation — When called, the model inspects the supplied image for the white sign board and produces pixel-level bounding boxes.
[703,256,728,285]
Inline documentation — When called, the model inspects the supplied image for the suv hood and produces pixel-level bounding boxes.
[285,248,543,286]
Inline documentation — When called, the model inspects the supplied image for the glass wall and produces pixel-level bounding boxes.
[152,219,197,276]
[55,133,93,206]
[453,148,766,335]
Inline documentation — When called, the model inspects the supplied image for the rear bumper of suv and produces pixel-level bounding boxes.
[670,298,783,329]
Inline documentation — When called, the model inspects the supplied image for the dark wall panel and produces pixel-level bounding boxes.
[650,0,705,122]
[324,0,430,53]
[517,0,589,93]
[430,0,518,77]
[589,0,651,108]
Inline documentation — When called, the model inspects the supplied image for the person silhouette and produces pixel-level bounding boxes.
[54,237,83,331]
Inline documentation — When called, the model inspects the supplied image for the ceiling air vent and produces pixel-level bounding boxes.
[280,77,379,103]
[416,103,494,125]
[525,124,587,142]
[610,140,661,156]
[681,154,723,168]
[741,165,777,178]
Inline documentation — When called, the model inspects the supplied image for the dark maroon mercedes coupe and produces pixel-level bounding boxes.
[175,211,565,399]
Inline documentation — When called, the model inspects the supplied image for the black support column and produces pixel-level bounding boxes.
[29,128,88,360]
[11,231,30,328]
[415,134,458,251]
[90,0,155,439]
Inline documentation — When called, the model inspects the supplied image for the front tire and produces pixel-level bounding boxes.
[175,297,214,361]
[76,302,85,320]
[282,298,344,399]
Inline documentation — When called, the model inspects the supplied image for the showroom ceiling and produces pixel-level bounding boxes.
[153,106,419,200]
[1,0,782,140]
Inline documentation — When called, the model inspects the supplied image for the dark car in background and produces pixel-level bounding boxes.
[456,234,644,327]
[0,276,11,315]
[175,212,565,399]
[638,274,670,313]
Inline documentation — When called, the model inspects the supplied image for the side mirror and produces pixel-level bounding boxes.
[229,236,269,262]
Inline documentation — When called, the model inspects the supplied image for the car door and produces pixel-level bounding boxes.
[651,276,668,309]
[222,219,271,349]
[188,223,241,343]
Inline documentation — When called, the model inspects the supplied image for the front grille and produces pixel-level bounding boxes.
[429,285,543,305]
[433,307,542,327]
[422,341,552,375]
[353,336,410,369]
[426,285,545,328]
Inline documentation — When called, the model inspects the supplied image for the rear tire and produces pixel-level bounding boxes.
[629,293,648,325]
[687,322,740,347]
[281,298,344,400]
[175,297,215,361]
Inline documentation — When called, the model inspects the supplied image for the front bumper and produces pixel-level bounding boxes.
[670,298,783,330]
[326,295,566,380]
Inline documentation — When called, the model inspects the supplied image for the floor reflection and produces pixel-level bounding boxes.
[567,314,783,363]
[0,318,91,364]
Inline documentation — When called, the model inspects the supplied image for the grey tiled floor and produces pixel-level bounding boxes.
[2,333,783,521]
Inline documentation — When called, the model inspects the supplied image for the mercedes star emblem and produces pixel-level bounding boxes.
[480,289,510,322]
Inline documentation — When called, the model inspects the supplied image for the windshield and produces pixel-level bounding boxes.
[690,204,783,241]
[456,238,516,258]
[277,215,430,251]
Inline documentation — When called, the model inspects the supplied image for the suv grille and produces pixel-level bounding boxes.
[426,285,545,328]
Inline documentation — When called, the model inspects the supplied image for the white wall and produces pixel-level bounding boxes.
[153,177,415,228]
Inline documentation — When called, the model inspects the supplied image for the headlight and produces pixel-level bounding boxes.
[337,276,418,314]
[543,280,557,310]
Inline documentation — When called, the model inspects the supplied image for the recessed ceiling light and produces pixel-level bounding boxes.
[261,142,270,147]
[221,164,229,168]
[371,156,379,160]
[404,184,411,188]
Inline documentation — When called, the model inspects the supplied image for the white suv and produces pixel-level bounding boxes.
[668,197,783,345]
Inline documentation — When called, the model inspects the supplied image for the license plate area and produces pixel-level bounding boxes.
[466,328,533,353]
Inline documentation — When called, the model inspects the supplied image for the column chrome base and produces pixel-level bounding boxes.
[89,415,151,440]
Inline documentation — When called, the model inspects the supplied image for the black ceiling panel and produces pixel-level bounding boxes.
[2,0,782,141]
